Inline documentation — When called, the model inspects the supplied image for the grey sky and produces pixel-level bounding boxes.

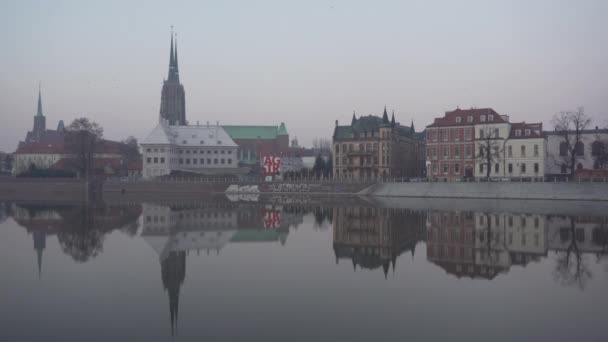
[1,0,607,151]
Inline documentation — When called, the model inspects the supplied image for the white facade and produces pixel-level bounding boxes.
[545,129,608,176]
[474,122,545,179]
[13,152,63,175]
[141,121,239,179]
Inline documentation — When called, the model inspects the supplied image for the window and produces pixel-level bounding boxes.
[559,142,568,156]
[153,157,158,163]
[534,217,539,228]
[534,145,539,157]
[508,163,513,173]
[508,145,512,157]
[443,164,448,174]
[228,159,232,164]
[521,217,526,227]
[465,127,472,140]
[186,158,190,164]
[467,116,473,123]
[373,143,378,151]
[200,158,204,164]
[214,158,218,164]
[193,158,197,164]
[480,130,485,139]
[186,150,190,154]
[534,163,539,173]
[214,150,218,154]
[454,163,460,174]
[495,163,499,173]
[454,129,460,141]
[359,143,364,151]
[221,150,225,154]
[454,146,460,158]
[592,141,604,156]
[207,158,211,164]
[432,147,437,159]
[443,129,449,141]
[182,140,187,144]
[494,128,499,138]
[443,147,449,159]
[432,164,438,174]
[221,158,225,164]
[488,115,494,121]
[160,157,165,163]
[575,142,584,156]
[179,158,183,164]
[366,143,371,151]
[432,130,437,141]
[456,117,462,123]
[342,144,347,153]
[465,145,472,158]
[521,163,526,173]
[480,115,486,122]
[479,146,484,157]
[146,148,151,153]
[521,145,526,157]
[525,129,531,136]
[146,157,151,163]
[515,130,521,137]
[479,164,484,173]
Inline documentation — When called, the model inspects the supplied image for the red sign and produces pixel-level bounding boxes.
[262,156,281,175]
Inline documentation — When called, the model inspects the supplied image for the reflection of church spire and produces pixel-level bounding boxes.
[33,231,46,279]
[161,251,186,337]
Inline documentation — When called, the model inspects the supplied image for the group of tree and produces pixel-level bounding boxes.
[312,153,333,179]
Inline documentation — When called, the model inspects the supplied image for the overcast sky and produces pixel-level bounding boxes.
[1,0,607,151]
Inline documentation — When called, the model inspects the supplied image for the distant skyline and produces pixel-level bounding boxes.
[1,0,607,151]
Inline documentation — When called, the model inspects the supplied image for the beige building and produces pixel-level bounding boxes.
[332,108,425,180]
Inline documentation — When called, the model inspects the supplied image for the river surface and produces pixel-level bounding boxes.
[1,196,607,342]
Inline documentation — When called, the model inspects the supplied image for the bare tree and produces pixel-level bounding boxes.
[551,107,592,178]
[552,216,592,289]
[476,126,504,181]
[64,118,104,178]
[312,138,332,153]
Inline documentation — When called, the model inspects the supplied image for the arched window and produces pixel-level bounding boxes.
[559,142,568,156]
[575,142,584,156]
[592,141,604,156]
[560,164,567,174]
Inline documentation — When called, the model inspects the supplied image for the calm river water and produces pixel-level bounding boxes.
[1,195,607,342]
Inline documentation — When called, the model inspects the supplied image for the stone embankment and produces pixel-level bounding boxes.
[362,182,608,201]
[0,177,88,203]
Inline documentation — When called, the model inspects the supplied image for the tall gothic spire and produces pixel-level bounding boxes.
[36,84,43,117]
[174,36,179,78]
[351,111,357,125]
[391,110,395,127]
[167,27,179,82]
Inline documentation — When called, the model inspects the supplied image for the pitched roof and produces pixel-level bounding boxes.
[142,123,238,147]
[427,108,506,128]
[222,125,283,140]
[15,142,65,154]
[333,114,416,140]
[508,122,543,139]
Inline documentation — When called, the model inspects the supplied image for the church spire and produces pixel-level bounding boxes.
[36,84,43,117]
[410,119,415,134]
[167,27,178,81]
[391,110,395,127]
[351,111,356,125]
[382,106,389,124]
[174,35,179,79]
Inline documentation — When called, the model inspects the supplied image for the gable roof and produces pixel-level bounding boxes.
[142,123,238,147]
[509,122,543,139]
[427,108,506,128]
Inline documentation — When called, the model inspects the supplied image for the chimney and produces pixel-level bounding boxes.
[335,120,338,126]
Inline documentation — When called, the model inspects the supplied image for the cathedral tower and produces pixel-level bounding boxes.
[32,85,46,141]
[159,29,186,125]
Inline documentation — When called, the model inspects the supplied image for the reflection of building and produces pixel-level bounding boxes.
[332,108,425,180]
[12,203,142,273]
[547,215,608,255]
[141,202,297,336]
[427,210,548,279]
[332,206,426,278]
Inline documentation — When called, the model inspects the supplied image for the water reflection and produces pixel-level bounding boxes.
[2,198,608,340]
[333,207,426,278]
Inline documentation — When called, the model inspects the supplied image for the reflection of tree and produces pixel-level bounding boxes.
[478,212,504,267]
[0,202,12,224]
[553,217,592,289]
[57,205,105,263]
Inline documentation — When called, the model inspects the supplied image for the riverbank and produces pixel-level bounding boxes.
[362,182,608,201]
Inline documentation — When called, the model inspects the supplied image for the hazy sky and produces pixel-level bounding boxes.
[1,0,607,151]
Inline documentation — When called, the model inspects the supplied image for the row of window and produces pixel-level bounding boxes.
[559,141,605,157]
[428,145,474,159]
[336,142,389,154]
[146,147,233,155]
[429,128,473,142]
[430,162,540,175]
[146,157,233,165]
[336,155,388,166]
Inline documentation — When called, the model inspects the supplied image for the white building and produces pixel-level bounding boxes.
[141,120,239,179]
[474,120,545,180]
[545,128,608,177]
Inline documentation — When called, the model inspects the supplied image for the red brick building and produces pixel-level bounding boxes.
[426,108,507,181]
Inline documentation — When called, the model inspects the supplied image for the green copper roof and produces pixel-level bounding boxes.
[222,125,284,140]
[277,122,288,135]
[229,230,287,242]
